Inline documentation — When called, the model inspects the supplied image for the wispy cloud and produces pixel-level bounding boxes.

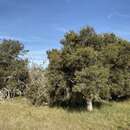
[0,35,22,41]
[51,23,69,33]
[115,30,130,37]
[56,27,68,33]
[0,35,49,43]
[107,12,130,19]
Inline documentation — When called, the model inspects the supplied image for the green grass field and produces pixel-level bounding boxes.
[0,98,130,130]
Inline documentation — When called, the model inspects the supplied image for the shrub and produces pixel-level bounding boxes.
[26,64,49,106]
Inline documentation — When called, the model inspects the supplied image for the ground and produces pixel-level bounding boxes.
[0,98,130,130]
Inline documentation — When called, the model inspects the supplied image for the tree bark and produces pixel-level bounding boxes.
[87,99,93,112]
[66,87,71,99]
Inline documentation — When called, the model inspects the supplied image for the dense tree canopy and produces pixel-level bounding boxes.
[47,26,130,111]
[0,40,29,98]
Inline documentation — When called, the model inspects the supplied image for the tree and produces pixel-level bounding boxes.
[47,26,130,111]
[73,66,110,111]
[0,39,29,98]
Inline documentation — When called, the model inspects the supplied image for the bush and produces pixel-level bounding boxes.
[26,64,49,106]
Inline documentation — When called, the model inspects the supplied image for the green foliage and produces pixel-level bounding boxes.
[100,42,130,99]
[73,66,110,102]
[47,26,130,108]
[0,39,29,97]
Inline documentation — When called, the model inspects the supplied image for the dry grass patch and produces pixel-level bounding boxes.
[0,98,130,130]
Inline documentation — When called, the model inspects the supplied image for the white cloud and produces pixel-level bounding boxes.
[107,12,130,19]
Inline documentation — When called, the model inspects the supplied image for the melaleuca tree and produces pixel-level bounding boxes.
[0,39,29,98]
[67,47,110,111]
[47,26,130,111]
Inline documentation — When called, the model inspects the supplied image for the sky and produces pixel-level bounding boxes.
[0,0,130,65]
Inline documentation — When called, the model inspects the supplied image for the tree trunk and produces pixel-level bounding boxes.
[87,99,93,112]
[66,87,71,99]
[7,90,10,99]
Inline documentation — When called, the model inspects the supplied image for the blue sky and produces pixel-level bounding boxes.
[0,0,130,65]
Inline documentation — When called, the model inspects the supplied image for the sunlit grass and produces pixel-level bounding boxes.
[0,98,130,130]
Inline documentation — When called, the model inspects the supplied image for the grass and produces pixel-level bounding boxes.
[0,98,130,130]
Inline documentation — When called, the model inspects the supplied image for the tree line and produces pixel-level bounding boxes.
[0,26,130,111]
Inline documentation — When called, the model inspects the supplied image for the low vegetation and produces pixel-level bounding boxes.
[26,64,49,106]
[0,98,130,130]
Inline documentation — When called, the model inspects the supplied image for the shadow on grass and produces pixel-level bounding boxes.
[110,95,130,103]
[49,100,113,112]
